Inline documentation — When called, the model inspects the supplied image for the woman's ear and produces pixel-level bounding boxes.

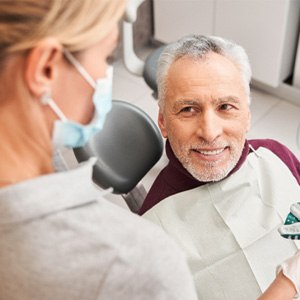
[24,37,63,98]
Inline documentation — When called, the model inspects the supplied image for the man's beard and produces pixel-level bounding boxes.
[174,139,244,182]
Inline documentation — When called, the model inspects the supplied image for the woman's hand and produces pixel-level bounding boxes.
[258,270,297,300]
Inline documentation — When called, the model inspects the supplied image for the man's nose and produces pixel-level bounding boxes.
[196,110,223,143]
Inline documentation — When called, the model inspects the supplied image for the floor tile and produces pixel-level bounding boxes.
[248,100,300,159]
[250,88,281,125]
[112,73,148,103]
[131,92,160,123]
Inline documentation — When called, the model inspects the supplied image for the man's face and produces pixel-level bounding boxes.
[158,53,251,182]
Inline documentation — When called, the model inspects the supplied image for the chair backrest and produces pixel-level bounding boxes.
[73,100,163,195]
[143,45,165,94]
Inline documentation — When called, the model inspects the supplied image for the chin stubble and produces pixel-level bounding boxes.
[176,140,243,182]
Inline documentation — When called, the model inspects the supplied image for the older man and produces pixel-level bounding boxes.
[140,35,300,299]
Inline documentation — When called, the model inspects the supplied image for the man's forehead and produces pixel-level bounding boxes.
[167,52,243,83]
[164,53,249,107]
[172,96,242,107]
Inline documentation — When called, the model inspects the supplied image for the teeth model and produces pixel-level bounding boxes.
[279,205,300,240]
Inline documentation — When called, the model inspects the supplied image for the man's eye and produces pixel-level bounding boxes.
[219,103,233,111]
[180,107,194,113]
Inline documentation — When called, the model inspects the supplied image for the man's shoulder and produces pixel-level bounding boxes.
[249,138,300,183]
[140,162,200,215]
[249,138,299,165]
[249,138,290,151]
[139,167,178,215]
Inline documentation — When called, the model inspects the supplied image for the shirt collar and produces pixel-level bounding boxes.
[164,139,250,189]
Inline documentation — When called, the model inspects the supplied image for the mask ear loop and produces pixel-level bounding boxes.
[40,92,68,122]
[63,50,96,89]
[40,92,70,171]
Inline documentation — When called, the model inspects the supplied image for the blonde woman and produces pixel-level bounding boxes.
[0,1,198,299]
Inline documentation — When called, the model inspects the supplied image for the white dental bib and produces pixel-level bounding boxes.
[144,147,300,299]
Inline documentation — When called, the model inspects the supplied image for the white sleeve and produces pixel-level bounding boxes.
[277,251,300,299]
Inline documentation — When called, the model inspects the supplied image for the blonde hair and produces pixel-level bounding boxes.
[0,0,126,57]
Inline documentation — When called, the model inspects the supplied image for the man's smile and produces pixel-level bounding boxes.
[191,147,229,162]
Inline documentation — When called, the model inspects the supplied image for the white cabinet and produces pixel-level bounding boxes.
[153,0,215,42]
[153,0,300,87]
[215,0,300,87]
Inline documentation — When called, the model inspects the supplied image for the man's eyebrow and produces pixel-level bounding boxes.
[172,96,242,110]
[173,99,201,108]
[215,96,241,103]
[173,96,240,106]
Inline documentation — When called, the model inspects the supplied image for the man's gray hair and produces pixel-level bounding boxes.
[157,35,252,109]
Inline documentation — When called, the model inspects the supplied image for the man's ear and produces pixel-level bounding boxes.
[158,110,168,138]
[24,37,63,98]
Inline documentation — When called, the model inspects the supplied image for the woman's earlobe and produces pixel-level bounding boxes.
[24,37,62,98]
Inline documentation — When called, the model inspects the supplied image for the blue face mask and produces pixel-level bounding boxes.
[41,50,113,148]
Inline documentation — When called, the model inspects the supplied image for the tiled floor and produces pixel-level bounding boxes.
[64,50,300,209]
[248,89,300,157]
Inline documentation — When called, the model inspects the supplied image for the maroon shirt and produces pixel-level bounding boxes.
[139,139,300,215]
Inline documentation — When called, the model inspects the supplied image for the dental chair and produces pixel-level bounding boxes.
[73,1,165,213]
[73,100,163,213]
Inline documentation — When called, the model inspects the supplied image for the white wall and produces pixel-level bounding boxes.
[153,0,300,88]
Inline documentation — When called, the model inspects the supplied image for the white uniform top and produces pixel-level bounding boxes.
[0,158,197,300]
[144,147,300,299]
